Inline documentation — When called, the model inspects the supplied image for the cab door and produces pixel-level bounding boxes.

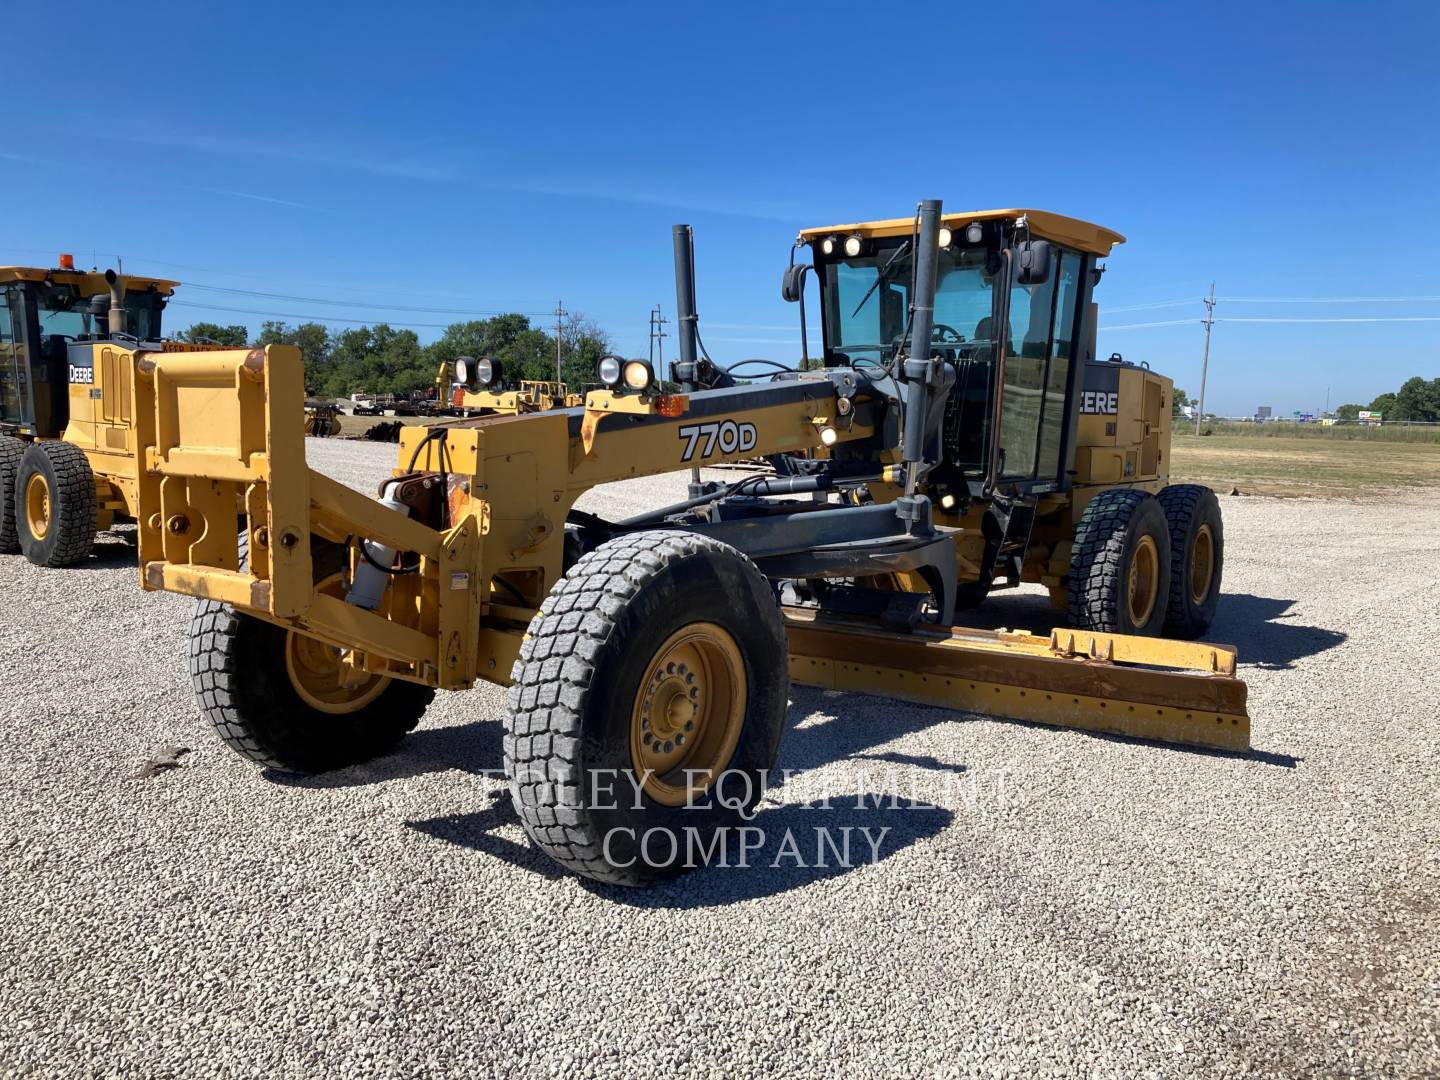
[0,286,23,429]
[995,250,1083,489]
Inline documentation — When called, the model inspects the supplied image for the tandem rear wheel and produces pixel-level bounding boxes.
[1068,488,1173,636]
[505,530,789,887]
[1067,485,1227,639]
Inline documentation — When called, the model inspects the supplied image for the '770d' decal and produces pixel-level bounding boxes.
[678,420,758,462]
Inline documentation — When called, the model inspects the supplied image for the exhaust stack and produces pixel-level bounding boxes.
[104,269,127,339]
[672,225,698,381]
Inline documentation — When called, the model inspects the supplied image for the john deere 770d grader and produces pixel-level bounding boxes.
[123,201,1245,885]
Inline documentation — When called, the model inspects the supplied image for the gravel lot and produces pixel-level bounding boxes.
[2,437,1437,1077]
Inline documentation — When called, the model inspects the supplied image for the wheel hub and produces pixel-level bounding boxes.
[1127,534,1159,627]
[284,570,391,714]
[25,473,50,540]
[1190,524,1215,604]
[631,623,746,807]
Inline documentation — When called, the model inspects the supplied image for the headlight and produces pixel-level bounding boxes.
[475,357,498,387]
[843,234,865,257]
[454,356,474,387]
[938,227,953,248]
[599,355,624,387]
[622,359,655,392]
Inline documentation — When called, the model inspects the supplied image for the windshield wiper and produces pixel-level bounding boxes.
[850,240,911,318]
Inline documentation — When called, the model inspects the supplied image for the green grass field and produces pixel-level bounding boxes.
[1171,432,1440,498]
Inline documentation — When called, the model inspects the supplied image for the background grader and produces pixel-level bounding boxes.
[0,259,184,566]
[124,201,1246,886]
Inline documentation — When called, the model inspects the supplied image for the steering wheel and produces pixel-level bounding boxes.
[932,323,964,343]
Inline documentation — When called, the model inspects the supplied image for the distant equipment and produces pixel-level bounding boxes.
[1255,406,1273,421]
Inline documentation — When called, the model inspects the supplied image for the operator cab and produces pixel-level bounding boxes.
[0,259,176,437]
[796,209,1124,500]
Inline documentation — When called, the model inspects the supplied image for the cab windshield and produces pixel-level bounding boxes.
[821,239,1000,363]
[35,283,164,341]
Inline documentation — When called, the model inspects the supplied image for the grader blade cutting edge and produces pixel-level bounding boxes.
[783,609,1250,752]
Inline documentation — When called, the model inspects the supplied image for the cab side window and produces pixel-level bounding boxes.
[997,250,1082,482]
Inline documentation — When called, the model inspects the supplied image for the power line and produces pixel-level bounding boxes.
[1099,318,1200,331]
[1219,294,1440,304]
[1219,315,1440,324]
[1103,298,1204,314]
[182,282,554,318]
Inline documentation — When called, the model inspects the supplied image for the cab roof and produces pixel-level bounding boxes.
[799,208,1125,257]
[0,266,180,296]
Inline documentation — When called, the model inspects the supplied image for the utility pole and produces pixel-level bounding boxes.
[648,305,669,368]
[553,300,567,384]
[1194,283,1216,436]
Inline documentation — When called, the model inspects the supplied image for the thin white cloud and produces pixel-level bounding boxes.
[182,185,316,210]
[94,130,459,181]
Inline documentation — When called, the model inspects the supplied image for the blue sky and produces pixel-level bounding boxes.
[5,1,1436,415]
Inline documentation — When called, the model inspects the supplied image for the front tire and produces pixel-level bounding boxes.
[505,531,788,887]
[190,539,434,772]
[16,442,96,567]
[1067,488,1172,636]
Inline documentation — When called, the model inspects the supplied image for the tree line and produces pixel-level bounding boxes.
[175,314,612,399]
[1336,376,1440,423]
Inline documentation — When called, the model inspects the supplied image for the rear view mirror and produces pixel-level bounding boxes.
[781,263,808,303]
[1015,240,1053,285]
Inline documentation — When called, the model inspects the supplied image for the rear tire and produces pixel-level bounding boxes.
[16,442,96,567]
[1157,484,1224,638]
[190,538,434,772]
[0,435,24,554]
[1067,488,1172,636]
[505,530,788,886]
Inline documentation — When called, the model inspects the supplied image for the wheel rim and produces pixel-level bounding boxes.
[284,572,390,714]
[1190,523,1215,605]
[24,473,50,540]
[630,622,747,807]
[1127,534,1160,627]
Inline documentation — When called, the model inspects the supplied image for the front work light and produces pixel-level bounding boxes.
[599,355,624,387]
[938,227,953,248]
[820,236,838,256]
[843,234,865,257]
[622,359,655,392]
[475,357,500,387]
[454,356,475,388]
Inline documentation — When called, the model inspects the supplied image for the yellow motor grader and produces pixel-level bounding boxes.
[447,360,582,416]
[126,201,1245,886]
[0,259,195,566]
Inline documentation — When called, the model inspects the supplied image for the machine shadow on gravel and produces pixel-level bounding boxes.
[264,715,505,789]
[958,588,1345,672]
[1207,594,1347,670]
[399,686,963,902]
[59,532,136,570]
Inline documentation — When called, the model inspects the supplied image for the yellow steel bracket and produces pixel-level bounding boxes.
[579,389,690,454]
[435,515,481,690]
